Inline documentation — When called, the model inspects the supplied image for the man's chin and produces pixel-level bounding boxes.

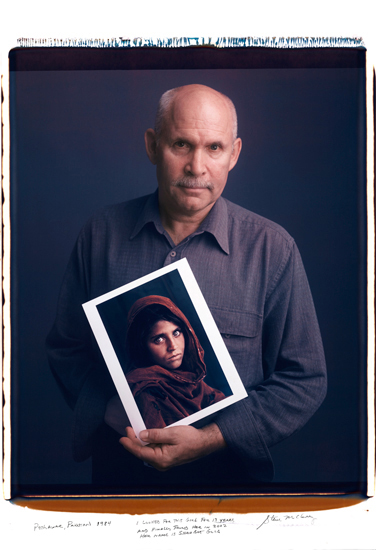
[175,185,212,203]
[175,194,215,215]
[160,187,217,219]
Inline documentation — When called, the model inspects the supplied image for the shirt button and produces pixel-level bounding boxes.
[170,251,176,257]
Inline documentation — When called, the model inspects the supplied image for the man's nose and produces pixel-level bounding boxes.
[185,148,205,176]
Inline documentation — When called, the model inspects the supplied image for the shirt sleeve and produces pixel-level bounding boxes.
[214,242,327,481]
[46,228,116,462]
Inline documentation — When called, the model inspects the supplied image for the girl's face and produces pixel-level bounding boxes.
[146,320,185,369]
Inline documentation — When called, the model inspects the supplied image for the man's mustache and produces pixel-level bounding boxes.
[172,178,214,190]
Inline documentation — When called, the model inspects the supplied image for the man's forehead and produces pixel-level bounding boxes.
[166,88,233,134]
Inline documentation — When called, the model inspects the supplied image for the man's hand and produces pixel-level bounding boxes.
[119,423,226,471]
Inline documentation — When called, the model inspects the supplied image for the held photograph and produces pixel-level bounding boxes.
[7,45,369,497]
[82,259,247,440]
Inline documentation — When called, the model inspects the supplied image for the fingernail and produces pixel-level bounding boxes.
[140,430,149,440]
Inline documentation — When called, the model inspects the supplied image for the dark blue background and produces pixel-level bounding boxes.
[10,54,367,489]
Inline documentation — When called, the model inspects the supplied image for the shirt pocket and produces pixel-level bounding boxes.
[209,306,263,387]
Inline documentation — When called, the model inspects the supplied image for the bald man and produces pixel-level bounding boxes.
[47,85,326,488]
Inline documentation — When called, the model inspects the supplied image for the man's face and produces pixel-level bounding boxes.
[145,87,242,220]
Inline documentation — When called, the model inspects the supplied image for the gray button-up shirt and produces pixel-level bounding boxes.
[47,191,327,482]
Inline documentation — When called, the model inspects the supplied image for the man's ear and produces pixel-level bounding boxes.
[229,137,242,171]
[144,128,158,165]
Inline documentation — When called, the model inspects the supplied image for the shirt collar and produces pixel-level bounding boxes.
[130,190,229,255]
[194,195,229,254]
[130,190,165,239]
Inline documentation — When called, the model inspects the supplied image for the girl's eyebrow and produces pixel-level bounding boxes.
[148,325,181,339]
[149,332,165,340]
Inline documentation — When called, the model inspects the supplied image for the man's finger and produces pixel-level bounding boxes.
[119,434,146,458]
[125,426,138,441]
[119,427,143,455]
[139,427,181,444]
[120,435,167,466]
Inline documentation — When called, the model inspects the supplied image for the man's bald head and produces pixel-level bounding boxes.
[154,84,238,144]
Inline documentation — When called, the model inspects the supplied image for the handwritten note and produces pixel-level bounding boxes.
[135,516,234,539]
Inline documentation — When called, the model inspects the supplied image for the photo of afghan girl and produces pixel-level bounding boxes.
[124,295,226,429]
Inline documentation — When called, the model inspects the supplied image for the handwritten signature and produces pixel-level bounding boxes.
[256,513,316,530]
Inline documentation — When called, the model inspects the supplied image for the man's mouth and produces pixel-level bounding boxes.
[172,179,214,190]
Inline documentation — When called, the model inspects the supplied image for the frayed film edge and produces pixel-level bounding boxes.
[16,36,365,48]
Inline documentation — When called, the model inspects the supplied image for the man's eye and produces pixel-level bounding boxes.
[210,144,220,151]
[175,141,185,148]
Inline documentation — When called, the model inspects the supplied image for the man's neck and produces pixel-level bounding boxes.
[159,205,214,246]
